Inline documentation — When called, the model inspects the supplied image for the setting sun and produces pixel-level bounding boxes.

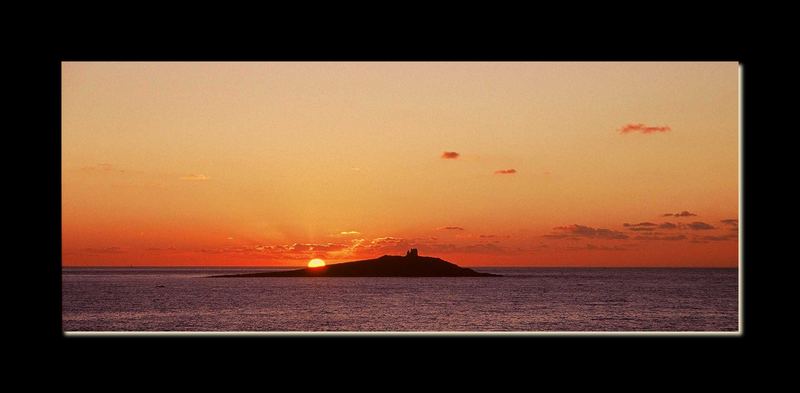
[308,258,326,268]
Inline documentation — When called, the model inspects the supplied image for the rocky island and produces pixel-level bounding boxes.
[210,249,499,277]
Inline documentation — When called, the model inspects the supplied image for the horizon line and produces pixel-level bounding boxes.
[62,265,738,269]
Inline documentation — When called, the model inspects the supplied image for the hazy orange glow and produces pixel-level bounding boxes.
[62,62,739,267]
[308,259,326,268]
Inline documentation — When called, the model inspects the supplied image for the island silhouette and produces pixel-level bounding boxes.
[210,249,499,277]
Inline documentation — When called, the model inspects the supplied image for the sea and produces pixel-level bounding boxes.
[62,267,738,332]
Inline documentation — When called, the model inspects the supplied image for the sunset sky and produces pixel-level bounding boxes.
[62,62,739,267]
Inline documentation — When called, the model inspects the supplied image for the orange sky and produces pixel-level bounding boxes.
[62,62,739,267]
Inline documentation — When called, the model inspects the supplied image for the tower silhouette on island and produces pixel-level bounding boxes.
[211,248,499,277]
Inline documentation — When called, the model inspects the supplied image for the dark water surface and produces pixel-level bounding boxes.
[62,268,738,331]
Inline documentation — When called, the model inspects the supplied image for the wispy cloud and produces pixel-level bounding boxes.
[619,123,671,134]
[544,224,629,240]
[329,230,363,238]
[662,211,697,217]
[624,222,657,227]
[686,222,715,230]
[628,221,697,230]
[494,169,517,174]
[438,226,465,231]
[180,174,210,181]
[624,222,664,232]
[369,237,405,246]
[441,151,460,159]
[720,219,738,226]
[200,241,358,260]
[288,242,349,252]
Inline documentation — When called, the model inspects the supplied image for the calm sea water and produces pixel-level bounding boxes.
[62,268,738,332]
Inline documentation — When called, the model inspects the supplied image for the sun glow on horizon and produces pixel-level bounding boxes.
[308,258,326,268]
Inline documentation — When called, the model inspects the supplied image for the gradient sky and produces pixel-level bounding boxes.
[62,62,739,267]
